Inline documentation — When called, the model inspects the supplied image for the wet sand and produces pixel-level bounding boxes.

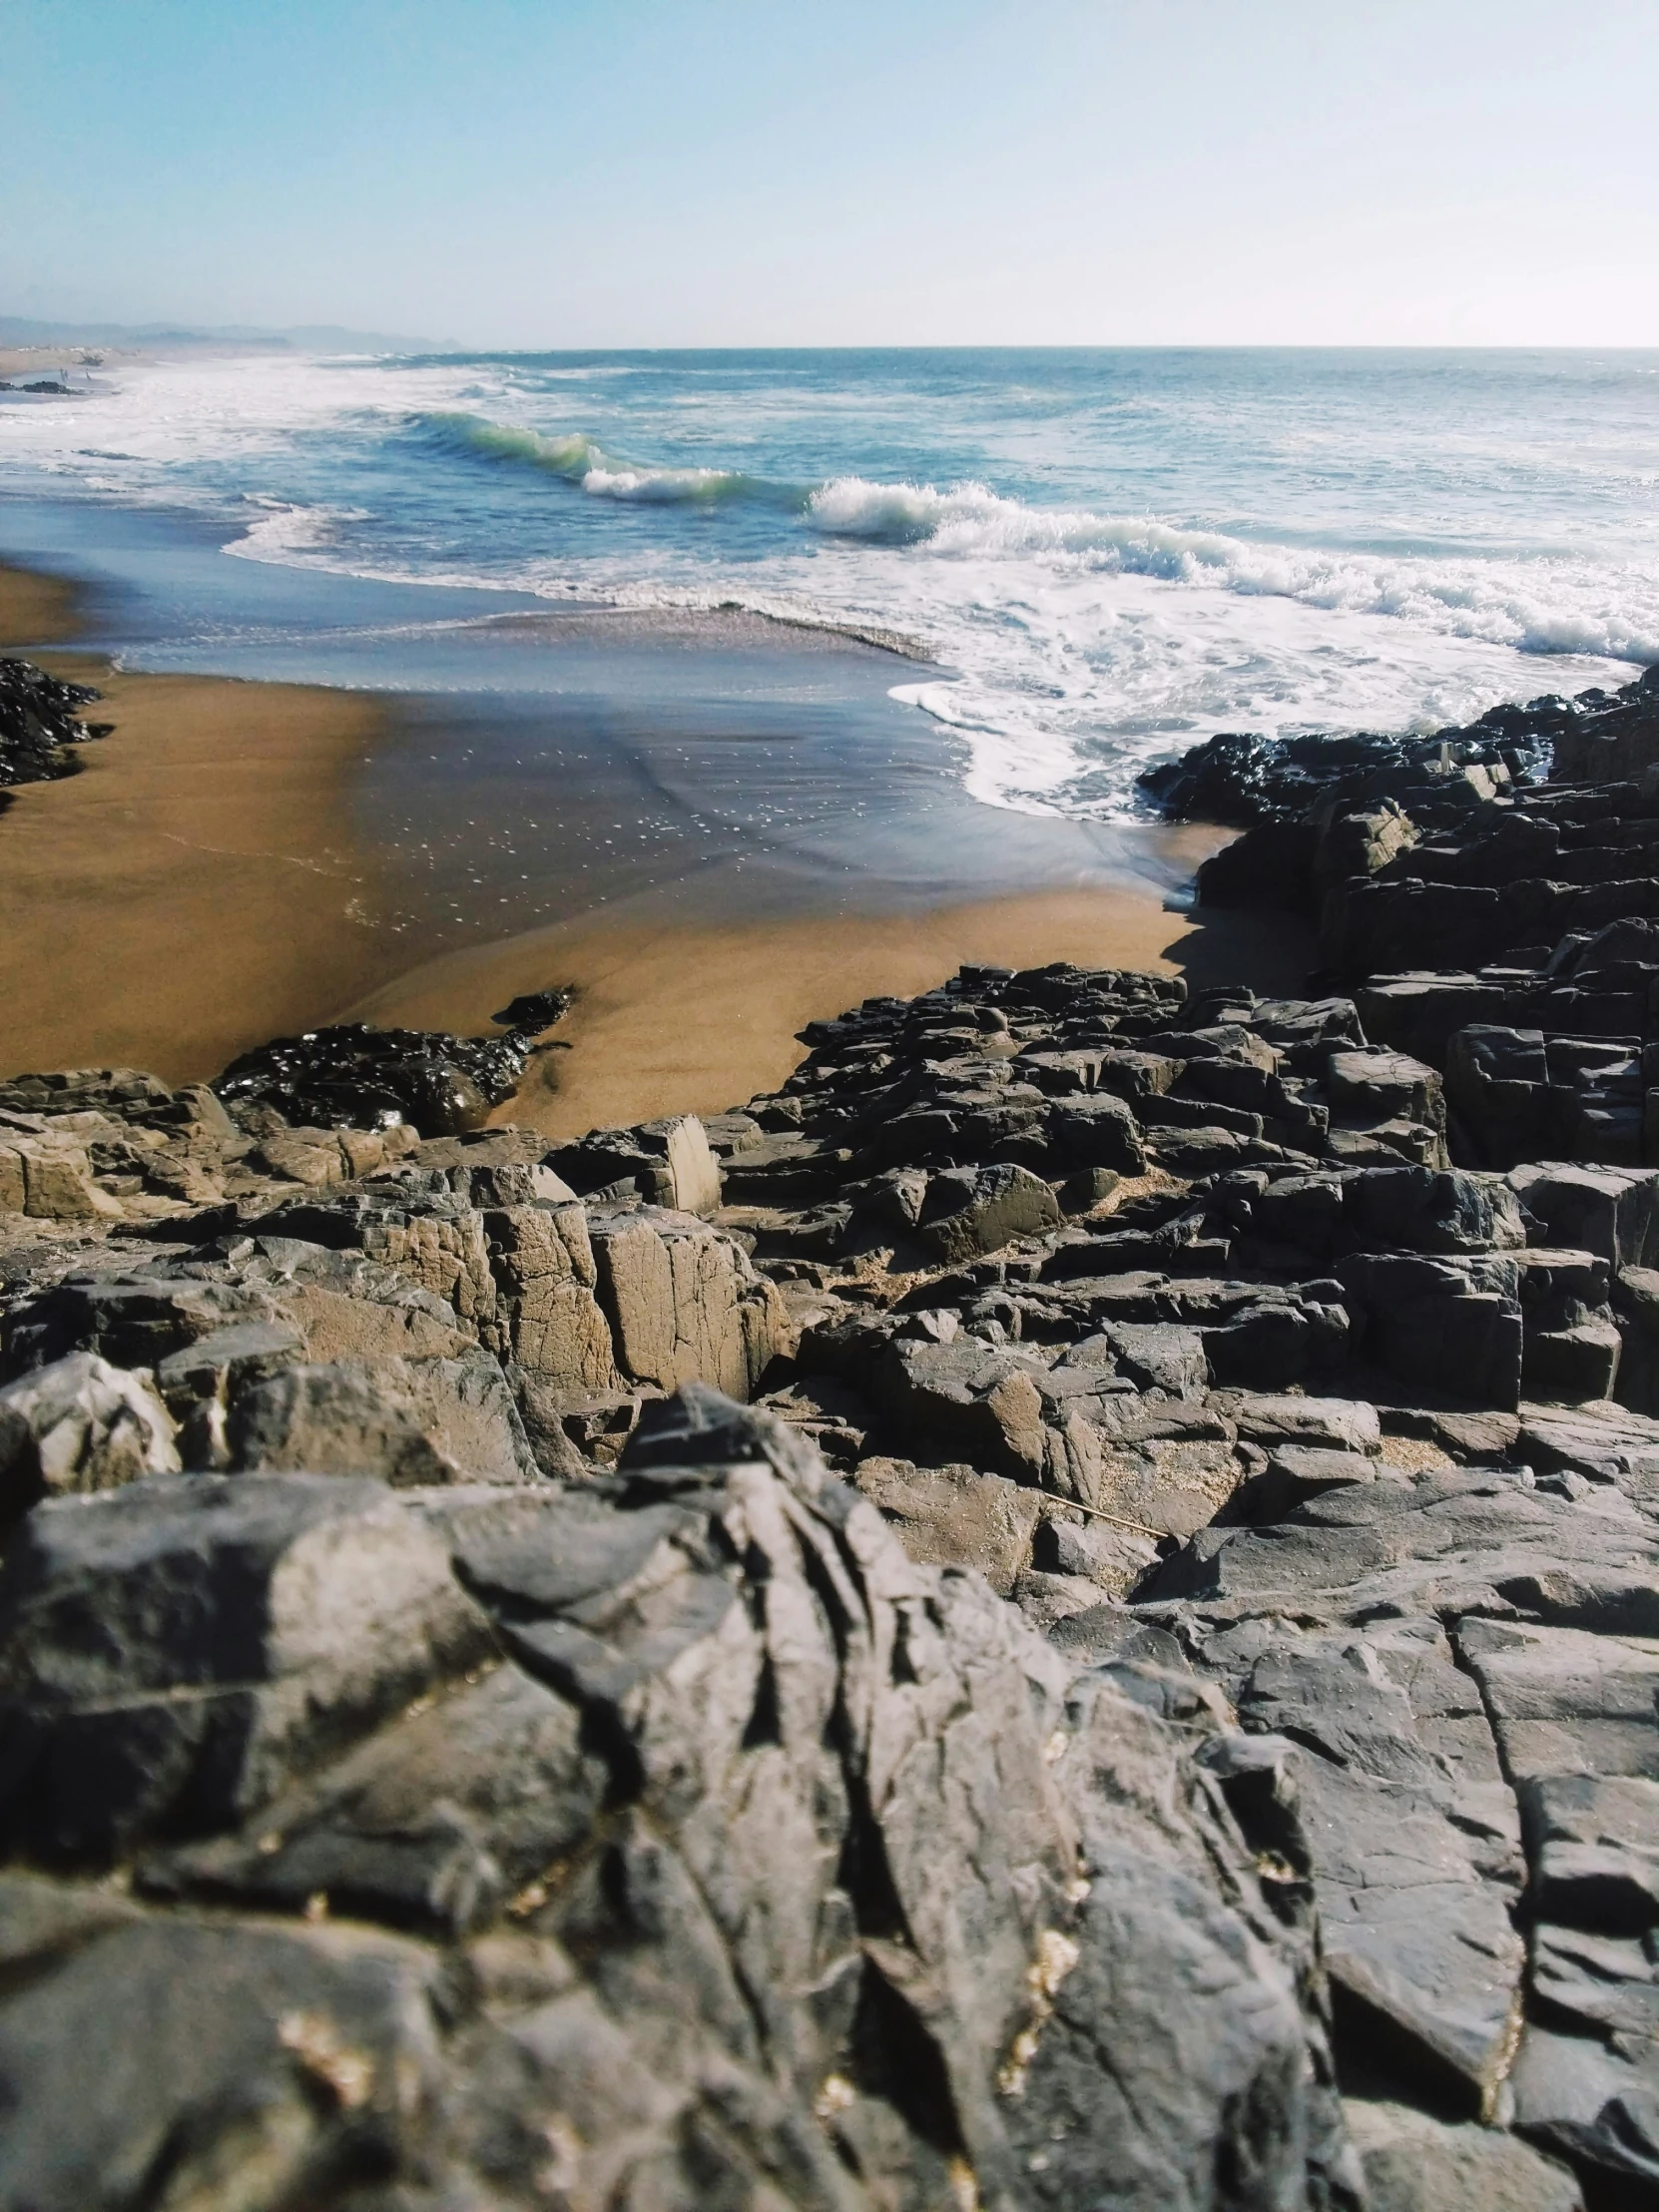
[0,564,405,1083]
[0,554,1310,1123]
[351,870,1309,1138]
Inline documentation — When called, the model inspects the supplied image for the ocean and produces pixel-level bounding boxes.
[1,345,1655,819]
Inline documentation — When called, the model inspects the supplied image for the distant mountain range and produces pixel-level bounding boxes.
[0,315,458,353]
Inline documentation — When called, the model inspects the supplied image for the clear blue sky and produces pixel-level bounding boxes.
[4,0,1655,346]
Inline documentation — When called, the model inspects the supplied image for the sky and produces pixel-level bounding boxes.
[3,0,1657,348]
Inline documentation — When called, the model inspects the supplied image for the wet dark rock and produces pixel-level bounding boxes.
[490,983,575,1031]
[0,657,109,804]
[214,1020,539,1134]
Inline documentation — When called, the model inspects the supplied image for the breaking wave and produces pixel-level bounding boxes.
[412,410,764,506]
[807,476,1659,664]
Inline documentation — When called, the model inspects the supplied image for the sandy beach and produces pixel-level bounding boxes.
[0,563,404,1082]
[0,553,1307,1122]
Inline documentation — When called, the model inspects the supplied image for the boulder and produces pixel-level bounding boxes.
[1337,1251,1523,1406]
[549,1113,723,1213]
[485,1199,616,1394]
[916,1160,1061,1262]
[1046,1091,1148,1175]
[141,1660,608,1936]
[587,1205,784,1399]
[1343,2098,1582,2212]
[224,1354,540,1485]
[0,1140,123,1222]
[0,1472,492,1863]
[1511,1162,1659,1272]
[0,1907,453,2212]
[0,1353,179,1522]
[1344,1165,1525,1255]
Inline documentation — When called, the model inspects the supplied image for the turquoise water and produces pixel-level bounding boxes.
[3,346,1655,815]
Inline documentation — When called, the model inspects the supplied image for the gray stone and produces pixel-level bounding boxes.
[1046,1091,1148,1175]
[1143,1463,1659,1626]
[142,1660,608,1936]
[1337,1251,1523,1406]
[1457,1618,1659,1783]
[0,1907,450,2212]
[1226,1635,1525,2114]
[1097,1321,1208,1397]
[1343,2098,1582,2212]
[154,1317,304,1414]
[1326,1049,1446,1136]
[0,1472,491,1863]
[1032,1506,1162,1596]
[0,1353,179,1521]
[1510,2022,1659,2196]
[853,1455,1042,1594]
[1224,1393,1383,1455]
[1345,1164,1525,1255]
[1,1273,274,1381]
[1521,1772,1659,1932]
[916,1160,1061,1262]
[225,1353,539,1484]
[1511,1162,1659,1272]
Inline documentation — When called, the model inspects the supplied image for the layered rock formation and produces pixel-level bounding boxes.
[4,669,1659,2205]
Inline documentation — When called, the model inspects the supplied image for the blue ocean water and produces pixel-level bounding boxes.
[3,346,1655,816]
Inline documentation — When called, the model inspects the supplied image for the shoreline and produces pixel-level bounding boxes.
[0,551,1305,1118]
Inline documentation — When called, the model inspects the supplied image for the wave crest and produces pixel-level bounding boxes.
[412,410,753,505]
[807,475,1659,663]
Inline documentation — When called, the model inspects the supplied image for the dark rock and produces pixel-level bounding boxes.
[214,1020,540,1134]
[140,1660,607,1936]
[0,657,107,795]
[1343,2098,1582,2211]
[490,984,575,1031]
[916,1160,1061,1262]
[0,1471,492,1865]
[0,1907,452,2212]
[549,1112,724,1213]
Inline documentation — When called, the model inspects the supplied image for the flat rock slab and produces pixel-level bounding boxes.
[1343,2098,1582,2212]
[1457,1618,1659,1783]
[853,1456,1041,1595]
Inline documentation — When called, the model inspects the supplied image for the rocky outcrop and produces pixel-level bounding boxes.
[0,1385,1362,2211]
[0,965,1636,2206]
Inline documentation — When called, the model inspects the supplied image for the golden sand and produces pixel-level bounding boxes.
[0,560,1310,1124]
[0,565,402,1083]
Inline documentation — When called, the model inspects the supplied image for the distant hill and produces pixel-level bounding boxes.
[0,315,460,354]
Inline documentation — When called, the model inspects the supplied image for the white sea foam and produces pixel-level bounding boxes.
[229,495,368,558]
[807,475,1659,666]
